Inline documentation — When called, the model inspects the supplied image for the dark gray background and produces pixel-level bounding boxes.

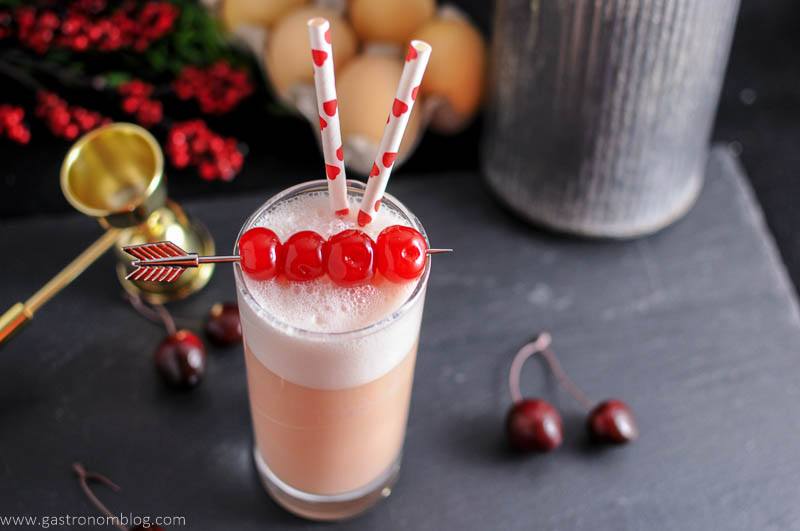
[2,148,799,529]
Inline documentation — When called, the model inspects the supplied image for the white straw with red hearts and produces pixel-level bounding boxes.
[307,17,350,216]
[357,40,432,227]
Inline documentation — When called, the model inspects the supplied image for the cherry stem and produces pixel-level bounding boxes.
[125,293,177,336]
[72,463,126,531]
[508,331,594,410]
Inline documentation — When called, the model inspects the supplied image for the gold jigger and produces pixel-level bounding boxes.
[0,123,214,345]
[61,122,216,304]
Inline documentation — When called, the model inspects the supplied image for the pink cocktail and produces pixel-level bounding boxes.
[234,180,429,520]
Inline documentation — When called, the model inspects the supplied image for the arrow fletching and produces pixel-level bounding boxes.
[123,241,191,283]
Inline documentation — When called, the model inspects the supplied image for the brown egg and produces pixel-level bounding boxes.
[221,0,307,30]
[265,7,357,100]
[337,53,422,169]
[413,17,486,132]
[349,0,435,44]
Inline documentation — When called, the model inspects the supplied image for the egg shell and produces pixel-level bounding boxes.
[349,0,435,44]
[412,17,486,125]
[337,53,422,169]
[265,6,357,100]
[222,0,308,30]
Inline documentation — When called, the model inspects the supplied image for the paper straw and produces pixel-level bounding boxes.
[358,40,431,226]
[307,17,350,216]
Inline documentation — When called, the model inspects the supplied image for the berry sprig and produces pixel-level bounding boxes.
[238,225,431,286]
[166,120,245,182]
[5,2,178,55]
[0,104,31,144]
[118,80,163,127]
[14,7,59,54]
[173,61,254,115]
[35,90,109,140]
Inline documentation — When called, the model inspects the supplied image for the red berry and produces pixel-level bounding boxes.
[324,230,375,287]
[376,225,428,282]
[121,96,141,114]
[154,330,206,389]
[238,227,282,280]
[587,399,638,444]
[205,303,242,347]
[506,399,563,452]
[283,231,325,281]
[173,60,253,114]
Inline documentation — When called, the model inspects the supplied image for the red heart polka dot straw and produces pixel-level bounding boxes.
[358,40,432,227]
[307,17,350,217]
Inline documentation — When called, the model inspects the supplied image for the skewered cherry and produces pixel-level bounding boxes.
[239,227,282,280]
[376,225,428,282]
[283,230,326,281]
[325,229,376,286]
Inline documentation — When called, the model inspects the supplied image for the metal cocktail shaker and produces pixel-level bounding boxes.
[483,0,741,238]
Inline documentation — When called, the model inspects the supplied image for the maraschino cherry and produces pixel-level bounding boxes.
[238,227,282,280]
[325,229,376,286]
[283,230,326,281]
[376,225,428,282]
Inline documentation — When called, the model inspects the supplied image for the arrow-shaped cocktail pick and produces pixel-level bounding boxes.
[124,241,452,283]
[123,241,239,283]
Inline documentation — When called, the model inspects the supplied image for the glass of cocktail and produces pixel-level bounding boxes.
[234,180,430,520]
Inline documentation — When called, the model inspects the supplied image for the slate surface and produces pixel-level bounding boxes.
[1,146,799,530]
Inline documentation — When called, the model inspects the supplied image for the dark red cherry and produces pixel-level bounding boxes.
[587,399,638,444]
[283,230,325,281]
[154,330,207,389]
[506,398,563,452]
[238,227,282,280]
[324,229,375,286]
[376,225,427,282]
[205,302,242,346]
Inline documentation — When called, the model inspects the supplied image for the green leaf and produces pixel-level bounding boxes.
[103,71,133,88]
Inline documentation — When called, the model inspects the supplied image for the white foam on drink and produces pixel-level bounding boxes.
[237,190,426,390]
[243,192,416,333]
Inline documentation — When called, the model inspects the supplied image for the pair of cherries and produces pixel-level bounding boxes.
[238,224,427,286]
[505,333,638,452]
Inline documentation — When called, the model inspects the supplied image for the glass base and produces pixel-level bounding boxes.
[253,448,400,521]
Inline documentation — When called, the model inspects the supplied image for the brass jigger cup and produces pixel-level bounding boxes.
[0,123,215,345]
[61,122,216,303]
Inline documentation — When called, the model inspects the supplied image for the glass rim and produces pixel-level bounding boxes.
[233,179,430,341]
